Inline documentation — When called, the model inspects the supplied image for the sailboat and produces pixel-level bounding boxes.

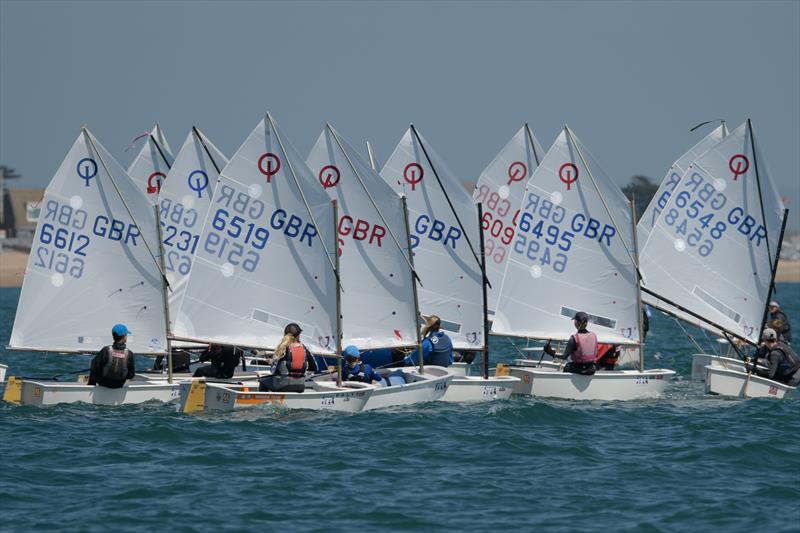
[638,120,790,398]
[306,123,453,410]
[379,125,519,402]
[129,126,244,381]
[175,113,374,413]
[494,125,675,400]
[127,124,174,202]
[3,127,179,405]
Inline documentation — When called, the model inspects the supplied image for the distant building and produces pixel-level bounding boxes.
[1,188,44,244]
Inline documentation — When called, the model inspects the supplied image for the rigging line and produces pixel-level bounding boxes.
[746,119,774,283]
[670,315,705,354]
[192,125,222,175]
[699,326,720,356]
[327,123,422,284]
[565,125,641,278]
[524,123,541,166]
[409,124,490,288]
[266,113,339,282]
[149,128,173,170]
[83,127,167,280]
[505,335,529,360]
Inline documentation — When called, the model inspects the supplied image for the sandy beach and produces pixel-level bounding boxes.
[2,250,799,288]
[0,251,27,288]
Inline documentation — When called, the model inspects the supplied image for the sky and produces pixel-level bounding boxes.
[1,0,799,229]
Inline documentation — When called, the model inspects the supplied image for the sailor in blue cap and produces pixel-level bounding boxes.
[341,345,383,384]
[88,323,136,388]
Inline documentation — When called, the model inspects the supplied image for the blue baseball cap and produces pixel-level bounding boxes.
[112,323,130,337]
[343,345,360,360]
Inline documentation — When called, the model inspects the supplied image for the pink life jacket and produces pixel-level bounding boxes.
[572,332,598,363]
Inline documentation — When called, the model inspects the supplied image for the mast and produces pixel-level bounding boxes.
[746,119,777,343]
[333,200,343,387]
[629,199,645,372]
[758,209,789,339]
[154,204,173,382]
[408,124,489,286]
[149,130,172,171]
[403,196,424,374]
[477,202,490,379]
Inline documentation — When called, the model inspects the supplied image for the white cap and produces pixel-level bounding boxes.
[762,328,778,341]
[769,301,779,308]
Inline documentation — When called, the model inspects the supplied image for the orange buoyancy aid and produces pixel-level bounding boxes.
[572,332,598,363]
[287,342,307,377]
[595,343,618,364]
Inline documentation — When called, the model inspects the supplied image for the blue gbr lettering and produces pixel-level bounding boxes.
[92,216,140,245]
[413,214,461,250]
[570,213,616,246]
[727,207,767,246]
[270,209,317,247]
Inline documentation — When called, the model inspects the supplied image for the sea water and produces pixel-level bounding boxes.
[1,285,798,532]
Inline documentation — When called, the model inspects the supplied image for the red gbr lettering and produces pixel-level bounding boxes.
[337,215,386,247]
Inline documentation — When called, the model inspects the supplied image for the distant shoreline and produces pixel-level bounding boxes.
[2,250,799,287]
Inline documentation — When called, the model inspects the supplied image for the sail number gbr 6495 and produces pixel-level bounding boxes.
[512,191,616,274]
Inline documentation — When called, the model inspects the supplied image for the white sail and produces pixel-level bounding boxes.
[639,121,784,344]
[9,128,167,354]
[639,123,729,245]
[472,125,545,312]
[380,126,484,350]
[174,114,338,354]
[156,127,228,328]
[639,123,730,334]
[128,124,174,203]
[492,126,640,344]
[306,125,418,349]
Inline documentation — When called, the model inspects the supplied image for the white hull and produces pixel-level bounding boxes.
[179,379,373,413]
[439,375,519,402]
[690,354,767,382]
[704,366,795,399]
[4,378,180,406]
[509,366,676,400]
[361,366,453,411]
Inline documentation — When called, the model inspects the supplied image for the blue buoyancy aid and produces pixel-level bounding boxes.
[343,362,382,384]
[426,331,453,367]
